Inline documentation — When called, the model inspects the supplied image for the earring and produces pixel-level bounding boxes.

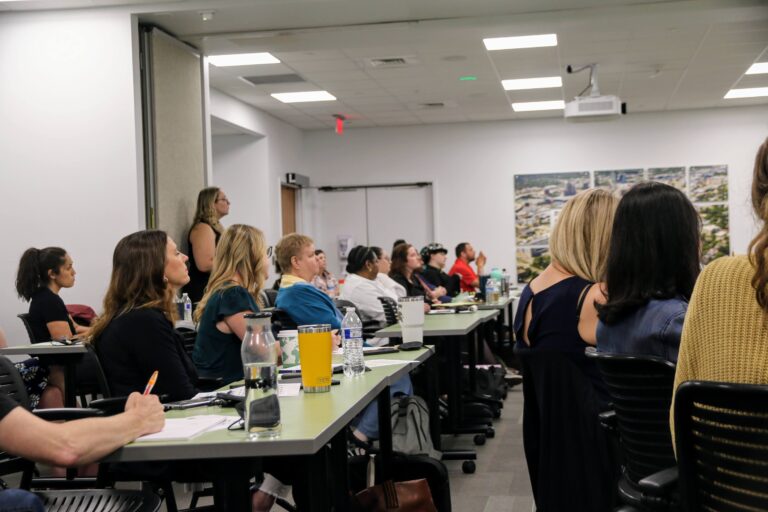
[163,276,169,284]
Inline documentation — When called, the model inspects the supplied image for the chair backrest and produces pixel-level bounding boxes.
[175,328,197,359]
[17,313,36,343]
[84,344,113,399]
[263,289,278,308]
[675,381,768,512]
[270,308,297,337]
[586,350,676,485]
[378,297,398,326]
[333,298,357,315]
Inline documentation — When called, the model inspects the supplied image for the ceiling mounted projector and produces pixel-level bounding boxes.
[564,63,626,121]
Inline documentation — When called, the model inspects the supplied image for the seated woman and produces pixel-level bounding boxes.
[513,188,619,512]
[388,243,444,306]
[311,249,339,298]
[593,182,700,363]
[183,187,229,306]
[340,246,397,326]
[90,229,298,510]
[16,247,89,342]
[671,137,768,439]
[194,224,269,384]
[15,246,96,408]
[90,231,197,402]
[372,246,405,298]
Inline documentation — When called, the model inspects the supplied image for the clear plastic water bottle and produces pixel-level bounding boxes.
[342,307,365,377]
[486,276,500,304]
[181,293,192,322]
[241,312,281,438]
[174,293,184,319]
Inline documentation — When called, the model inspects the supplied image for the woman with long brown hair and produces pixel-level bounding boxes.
[90,230,197,401]
[388,243,444,304]
[672,137,768,436]
[193,224,270,383]
[183,186,230,306]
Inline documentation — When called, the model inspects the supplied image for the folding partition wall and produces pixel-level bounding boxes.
[140,26,207,249]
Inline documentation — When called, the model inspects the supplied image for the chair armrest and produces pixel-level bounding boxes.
[196,377,224,392]
[33,408,104,421]
[638,466,678,496]
[88,396,129,416]
[598,409,617,431]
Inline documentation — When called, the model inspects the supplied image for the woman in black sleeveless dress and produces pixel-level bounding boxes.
[183,187,229,306]
[514,188,620,512]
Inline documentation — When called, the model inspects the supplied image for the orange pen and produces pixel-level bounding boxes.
[143,370,159,395]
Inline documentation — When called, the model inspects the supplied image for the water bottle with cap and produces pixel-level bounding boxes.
[341,307,365,377]
[181,293,192,322]
[241,312,281,438]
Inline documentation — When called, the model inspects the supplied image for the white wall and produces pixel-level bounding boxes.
[209,89,304,247]
[301,106,768,275]
[0,10,143,345]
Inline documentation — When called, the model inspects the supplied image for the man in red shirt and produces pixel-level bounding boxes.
[449,242,487,292]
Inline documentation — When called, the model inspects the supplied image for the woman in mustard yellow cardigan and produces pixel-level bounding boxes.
[672,136,768,437]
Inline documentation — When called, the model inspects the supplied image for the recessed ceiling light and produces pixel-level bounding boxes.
[512,100,565,112]
[502,76,562,90]
[724,87,768,99]
[483,34,558,51]
[746,62,768,75]
[208,53,280,67]
[271,91,337,103]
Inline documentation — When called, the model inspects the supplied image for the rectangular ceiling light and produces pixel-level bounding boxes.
[271,91,337,103]
[724,87,768,99]
[746,62,768,75]
[512,100,565,112]
[503,76,562,90]
[483,34,558,51]
[209,52,280,67]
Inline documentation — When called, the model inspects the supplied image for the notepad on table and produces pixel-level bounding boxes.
[135,415,230,442]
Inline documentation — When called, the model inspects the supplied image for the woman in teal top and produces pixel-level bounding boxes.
[193,224,269,384]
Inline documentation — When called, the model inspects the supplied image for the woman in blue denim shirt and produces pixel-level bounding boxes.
[593,182,701,363]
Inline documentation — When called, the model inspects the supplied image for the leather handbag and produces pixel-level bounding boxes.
[352,455,437,512]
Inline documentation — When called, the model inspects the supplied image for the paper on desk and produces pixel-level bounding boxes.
[365,359,417,368]
[135,415,230,442]
[192,391,219,399]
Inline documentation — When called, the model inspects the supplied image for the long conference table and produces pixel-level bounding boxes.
[103,347,434,512]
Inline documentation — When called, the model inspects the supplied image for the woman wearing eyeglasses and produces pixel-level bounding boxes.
[183,187,230,307]
[193,224,270,384]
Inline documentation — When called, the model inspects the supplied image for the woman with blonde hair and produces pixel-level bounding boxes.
[193,224,269,383]
[184,186,230,306]
[513,188,619,512]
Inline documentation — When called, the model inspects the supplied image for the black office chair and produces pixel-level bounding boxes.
[378,297,398,326]
[175,328,197,359]
[17,313,36,343]
[0,356,162,512]
[585,350,677,511]
[264,289,278,308]
[636,381,768,512]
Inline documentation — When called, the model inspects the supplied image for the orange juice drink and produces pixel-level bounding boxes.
[297,324,333,393]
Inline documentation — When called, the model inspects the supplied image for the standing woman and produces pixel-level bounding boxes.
[184,187,230,306]
[311,249,339,298]
[594,182,701,363]
[671,137,768,440]
[513,188,619,512]
[193,224,270,384]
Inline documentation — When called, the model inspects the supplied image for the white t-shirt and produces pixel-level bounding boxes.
[376,273,407,299]
[341,273,398,324]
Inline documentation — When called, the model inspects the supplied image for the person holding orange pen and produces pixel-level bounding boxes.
[143,371,158,395]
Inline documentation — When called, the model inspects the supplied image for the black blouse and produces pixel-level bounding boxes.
[28,287,75,342]
[95,308,198,401]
